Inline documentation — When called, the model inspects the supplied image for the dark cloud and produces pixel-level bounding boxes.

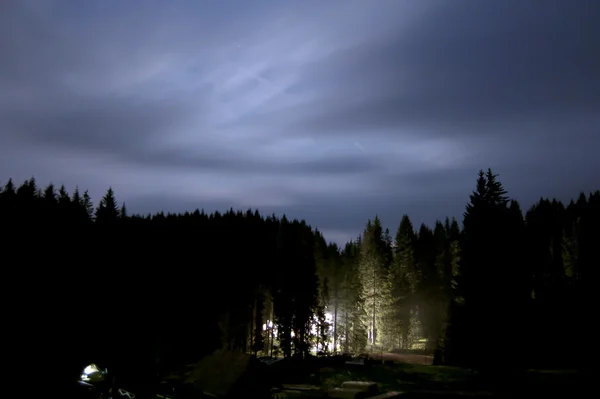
[2,95,195,154]
[125,148,385,176]
[232,0,600,141]
[1,0,599,246]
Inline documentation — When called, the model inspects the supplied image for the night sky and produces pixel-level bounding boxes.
[1,0,599,245]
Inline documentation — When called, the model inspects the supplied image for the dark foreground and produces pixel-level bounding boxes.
[314,363,590,398]
[109,352,592,399]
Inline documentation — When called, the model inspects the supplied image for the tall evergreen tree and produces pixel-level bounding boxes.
[3,171,598,371]
[82,190,94,220]
[446,169,517,368]
[389,215,417,349]
[95,187,120,224]
[359,217,391,348]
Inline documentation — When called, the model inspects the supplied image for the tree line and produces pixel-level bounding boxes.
[2,169,598,380]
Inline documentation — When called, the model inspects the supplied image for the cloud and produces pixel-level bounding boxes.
[1,0,599,246]
[228,0,600,140]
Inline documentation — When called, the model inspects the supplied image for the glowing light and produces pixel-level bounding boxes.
[325,312,334,323]
[83,364,99,375]
[80,364,104,382]
[262,323,267,331]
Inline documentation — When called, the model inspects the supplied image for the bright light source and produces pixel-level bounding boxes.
[325,312,334,323]
[262,323,267,331]
[80,364,103,382]
[83,364,99,375]
[268,320,273,328]
[291,331,295,338]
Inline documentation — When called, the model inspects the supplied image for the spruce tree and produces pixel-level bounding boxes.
[82,190,94,221]
[95,187,120,224]
[359,217,391,348]
[390,215,417,349]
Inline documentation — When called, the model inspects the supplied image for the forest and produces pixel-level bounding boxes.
[2,169,598,381]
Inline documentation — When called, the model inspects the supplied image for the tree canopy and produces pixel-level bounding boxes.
[2,168,598,378]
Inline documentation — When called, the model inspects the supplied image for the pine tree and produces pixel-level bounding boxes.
[16,177,37,199]
[448,219,462,299]
[42,183,58,224]
[71,187,81,205]
[339,240,366,354]
[82,190,94,220]
[316,277,330,354]
[485,168,509,207]
[15,177,38,225]
[425,220,450,352]
[359,217,391,349]
[450,169,521,368]
[57,185,71,218]
[562,219,580,280]
[0,179,20,257]
[387,215,418,349]
[95,187,120,224]
[43,184,57,206]
[3,178,15,195]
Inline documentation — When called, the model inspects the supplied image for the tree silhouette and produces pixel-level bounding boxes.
[95,187,120,224]
[2,170,598,378]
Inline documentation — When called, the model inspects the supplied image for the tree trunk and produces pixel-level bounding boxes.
[333,299,338,354]
[372,270,376,345]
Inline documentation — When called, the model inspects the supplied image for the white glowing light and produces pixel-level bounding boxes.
[80,364,102,382]
[262,323,267,331]
[325,312,334,324]
[83,364,99,375]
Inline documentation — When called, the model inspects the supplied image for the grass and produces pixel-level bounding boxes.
[273,359,591,398]
[320,363,478,394]
[158,354,592,398]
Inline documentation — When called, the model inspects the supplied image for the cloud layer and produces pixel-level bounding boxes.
[1,0,599,245]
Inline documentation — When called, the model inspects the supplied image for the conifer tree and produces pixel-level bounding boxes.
[389,215,417,349]
[359,217,391,348]
[95,187,120,224]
